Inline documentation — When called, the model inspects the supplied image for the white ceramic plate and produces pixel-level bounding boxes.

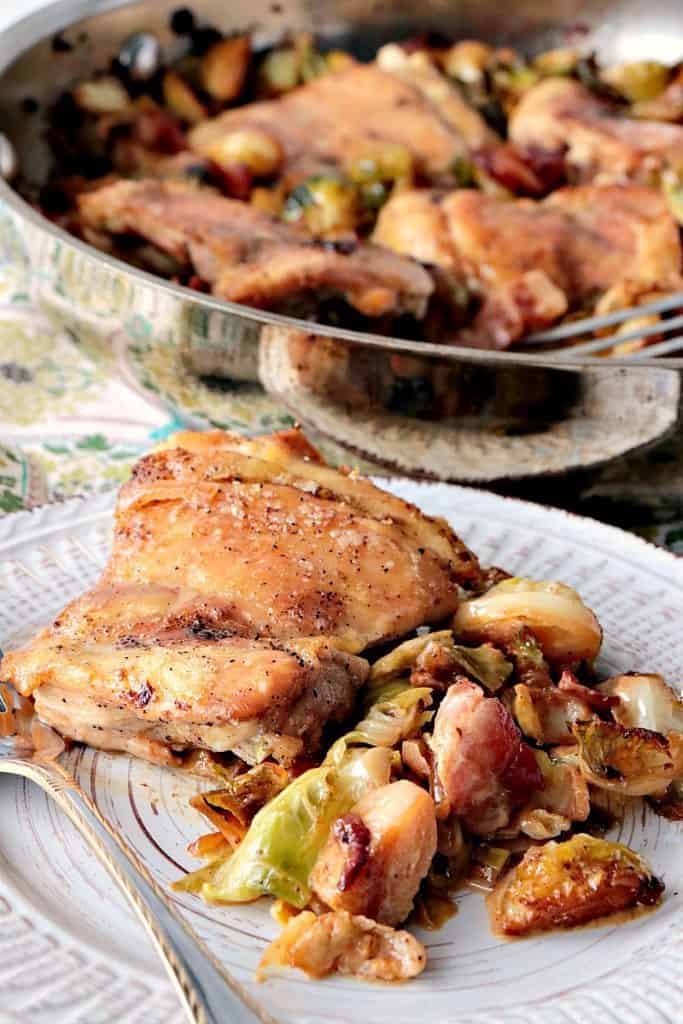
[1,484,682,1024]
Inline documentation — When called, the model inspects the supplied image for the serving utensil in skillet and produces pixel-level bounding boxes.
[0,729,264,1024]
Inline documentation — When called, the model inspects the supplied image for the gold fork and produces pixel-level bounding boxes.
[0,737,269,1024]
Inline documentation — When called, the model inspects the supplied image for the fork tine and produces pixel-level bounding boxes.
[523,290,683,346]
[625,332,683,359]
[553,312,683,358]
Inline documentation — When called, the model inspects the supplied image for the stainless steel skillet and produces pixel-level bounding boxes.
[0,0,682,479]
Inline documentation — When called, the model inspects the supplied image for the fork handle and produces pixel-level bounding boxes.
[2,761,265,1024]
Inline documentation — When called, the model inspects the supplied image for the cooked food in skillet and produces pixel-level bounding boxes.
[78,178,433,317]
[26,24,683,352]
[373,184,682,347]
[509,77,683,185]
[1,428,680,983]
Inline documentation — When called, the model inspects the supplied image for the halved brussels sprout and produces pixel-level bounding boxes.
[369,630,511,692]
[573,718,683,796]
[598,672,683,733]
[601,60,671,103]
[282,175,358,235]
[453,577,602,666]
[442,40,494,84]
[511,682,592,745]
[488,833,663,936]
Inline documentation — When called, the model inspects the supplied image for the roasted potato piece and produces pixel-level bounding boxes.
[162,70,207,124]
[573,718,683,796]
[204,129,283,177]
[257,909,427,981]
[453,578,602,667]
[202,36,251,102]
[488,834,663,937]
[73,76,131,115]
[310,780,437,925]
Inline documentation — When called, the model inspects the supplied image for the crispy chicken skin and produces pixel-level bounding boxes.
[374,185,682,347]
[109,439,478,650]
[1,430,479,764]
[78,179,433,318]
[189,63,468,183]
[510,77,683,184]
[310,780,437,925]
[6,612,366,765]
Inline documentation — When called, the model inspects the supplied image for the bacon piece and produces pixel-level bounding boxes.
[431,679,543,834]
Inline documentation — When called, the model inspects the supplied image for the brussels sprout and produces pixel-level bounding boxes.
[175,747,392,906]
[442,40,494,84]
[369,630,511,693]
[259,48,300,95]
[601,60,671,103]
[453,577,602,667]
[504,625,552,688]
[511,682,592,745]
[331,685,433,756]
[175,684,427,906]
[491,62,540,108]
[572,718,683,796]
[518,749,590,829]
[194,762,289,829]
[449,156,476,187]
[489,833,663,936]
[598,672,683,733]
[369,630,454,683]
[348,142,413,188]
[282,175,358,235]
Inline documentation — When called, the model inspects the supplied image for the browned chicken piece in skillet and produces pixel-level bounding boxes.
[189,62,468,184]
[375,45,543,194]
[188,60,540,193]
[373,184,683,348]
[78,179,433,318]
[0,430,480,765]
[509,77,683,185]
